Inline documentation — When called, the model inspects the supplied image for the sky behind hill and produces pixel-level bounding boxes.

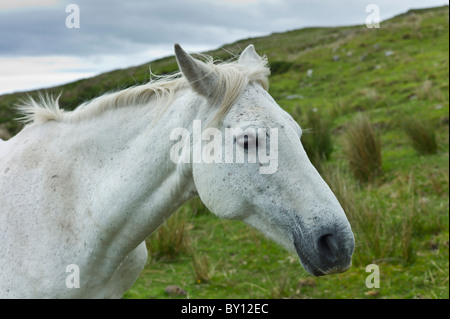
[0,0,448,94]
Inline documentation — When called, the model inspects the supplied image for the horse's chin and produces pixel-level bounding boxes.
[294,244,327,276]
[293,233,352,277]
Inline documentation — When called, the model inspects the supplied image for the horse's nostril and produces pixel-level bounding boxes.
[317,234,338,262]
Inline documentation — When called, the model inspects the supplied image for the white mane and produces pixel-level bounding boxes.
[16,55,270,125]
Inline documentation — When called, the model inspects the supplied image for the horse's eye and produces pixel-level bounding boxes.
[243,136,249,150]
[236,134,258,150]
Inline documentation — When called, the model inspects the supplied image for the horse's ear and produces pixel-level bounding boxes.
[238,44,261,66]
[174,44,218,98]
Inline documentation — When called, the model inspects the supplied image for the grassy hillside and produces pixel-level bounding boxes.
[1,6,448,299]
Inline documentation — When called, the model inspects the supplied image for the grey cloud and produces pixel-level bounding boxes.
[0,0,271,56]
[0,0,448,58]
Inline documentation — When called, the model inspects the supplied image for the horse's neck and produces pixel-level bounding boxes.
[68,91,201,259]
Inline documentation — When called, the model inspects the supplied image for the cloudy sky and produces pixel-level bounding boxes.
[0,0,448,95]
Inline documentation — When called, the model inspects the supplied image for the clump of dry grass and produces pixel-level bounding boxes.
[298,108,334,171]
[402,116,438,155]
[268,274,295,299]
[322,164,418,265]
[415,79,443,101]
[191,251,211,283]
[343,113,383,183]
[189,197,210,217]
[359,87,383,104]
[429,168,448,196]
[322,164,357,216]
[146,207,192,260]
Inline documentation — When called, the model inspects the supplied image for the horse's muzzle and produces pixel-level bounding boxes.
[293,227,355,276]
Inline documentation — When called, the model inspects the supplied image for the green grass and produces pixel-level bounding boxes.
[1,5,448,299]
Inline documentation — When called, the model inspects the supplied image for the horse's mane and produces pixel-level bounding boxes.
[16,54,270,125]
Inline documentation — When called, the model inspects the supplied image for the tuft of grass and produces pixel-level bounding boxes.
[268,274,296,299]
[323,164,418,265]
[322,163,358,217]
[415,79,443,101]
[146,207,192,260]
[269,60,294,75]
[191,250,211,283]
[343,113,383,183]
[428,168,449,196]
[189,197,211,217]
[359,87,380,102]
[402,116,438,155]
[299,108,334,171]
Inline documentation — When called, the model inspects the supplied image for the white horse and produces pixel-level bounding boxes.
[0,44,354,298]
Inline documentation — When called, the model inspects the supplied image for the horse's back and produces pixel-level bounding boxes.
[0,124,89,297]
